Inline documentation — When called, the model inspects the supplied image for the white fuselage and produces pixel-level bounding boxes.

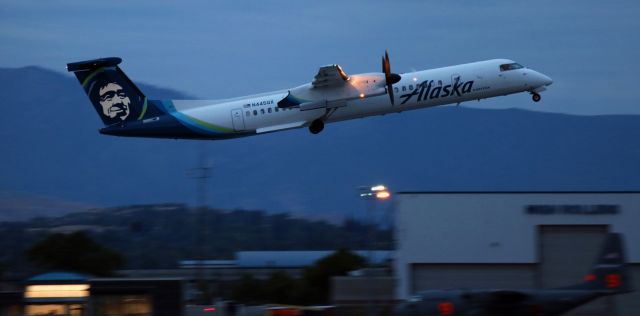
[168,59,552,138]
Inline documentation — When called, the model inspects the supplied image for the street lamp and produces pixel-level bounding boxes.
[357,184,391,316]
[359,184,391,200]
[357,184,391,263]
[356,184,393,265]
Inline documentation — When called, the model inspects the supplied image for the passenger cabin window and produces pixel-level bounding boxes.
[268,108,272,113]
[500,63,524,72]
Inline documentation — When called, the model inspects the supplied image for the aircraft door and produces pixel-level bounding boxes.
[231,108,245,131]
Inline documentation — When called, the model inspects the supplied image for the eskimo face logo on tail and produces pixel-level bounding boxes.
[85,68,143,125]
[99,83,131,120]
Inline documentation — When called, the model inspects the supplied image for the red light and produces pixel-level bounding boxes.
[584,274,596,281]
[203,307,216,312]
[438,302,455,316]
[606,273,621,288]
[530,305,542,316]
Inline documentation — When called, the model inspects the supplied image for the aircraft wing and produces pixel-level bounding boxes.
[312,64,349,88]
[256,121,307,134]
[278,64,385,110]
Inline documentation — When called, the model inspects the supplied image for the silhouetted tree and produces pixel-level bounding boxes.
[302,248,366,304]
[26,231,124,276]
[232,274,264,304]
[229,250,365,305]
[264,271,299,304]
[0,205,393,275]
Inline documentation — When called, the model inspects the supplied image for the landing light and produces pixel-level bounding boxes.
[376,191,391,200]
[358,184,391,200]
[359,93,365,98]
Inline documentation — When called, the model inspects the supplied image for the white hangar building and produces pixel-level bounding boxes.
[393,191,640,316]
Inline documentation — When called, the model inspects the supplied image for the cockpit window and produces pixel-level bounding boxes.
[499,63,524,72]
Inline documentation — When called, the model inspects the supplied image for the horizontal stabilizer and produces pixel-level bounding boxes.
[67,57,122,72]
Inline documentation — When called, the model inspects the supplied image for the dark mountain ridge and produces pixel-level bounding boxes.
[1,66,639,222]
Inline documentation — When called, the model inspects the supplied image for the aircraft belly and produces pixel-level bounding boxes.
[171,104,237,137]
[327,97,390,122]
[249,108,322,131]
[182,108,233,128]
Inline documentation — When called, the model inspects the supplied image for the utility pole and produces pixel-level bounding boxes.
[190,142,212,305]
[357,185,391,316]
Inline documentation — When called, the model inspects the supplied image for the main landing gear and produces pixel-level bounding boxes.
[531,93,541,102]
[309,119,324,134]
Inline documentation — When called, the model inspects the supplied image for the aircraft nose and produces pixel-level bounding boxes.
[530,70,553,87]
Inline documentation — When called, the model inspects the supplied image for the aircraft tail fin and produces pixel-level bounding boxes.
[67,57,152,126]
[570,233,633,294]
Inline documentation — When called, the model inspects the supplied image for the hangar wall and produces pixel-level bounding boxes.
[394,192,640,315]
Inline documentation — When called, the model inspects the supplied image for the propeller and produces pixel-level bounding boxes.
[382,50,402,105]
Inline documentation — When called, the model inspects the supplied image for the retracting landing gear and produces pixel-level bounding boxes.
[531,93,541,102]
[309,119,324,134]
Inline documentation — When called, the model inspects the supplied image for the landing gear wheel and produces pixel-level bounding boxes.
[532,93,541,102]
[309,119,324,134]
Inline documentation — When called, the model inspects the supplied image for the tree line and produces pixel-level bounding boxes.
[0,204,392,277]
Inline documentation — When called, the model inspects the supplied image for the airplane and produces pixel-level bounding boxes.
[66,52,552,140]
[394,233,633,316]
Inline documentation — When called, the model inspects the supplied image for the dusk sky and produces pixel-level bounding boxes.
[2,0,638,115]
[1,1,639,220]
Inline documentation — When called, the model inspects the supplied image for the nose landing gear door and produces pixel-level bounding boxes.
[231,108,245,131]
